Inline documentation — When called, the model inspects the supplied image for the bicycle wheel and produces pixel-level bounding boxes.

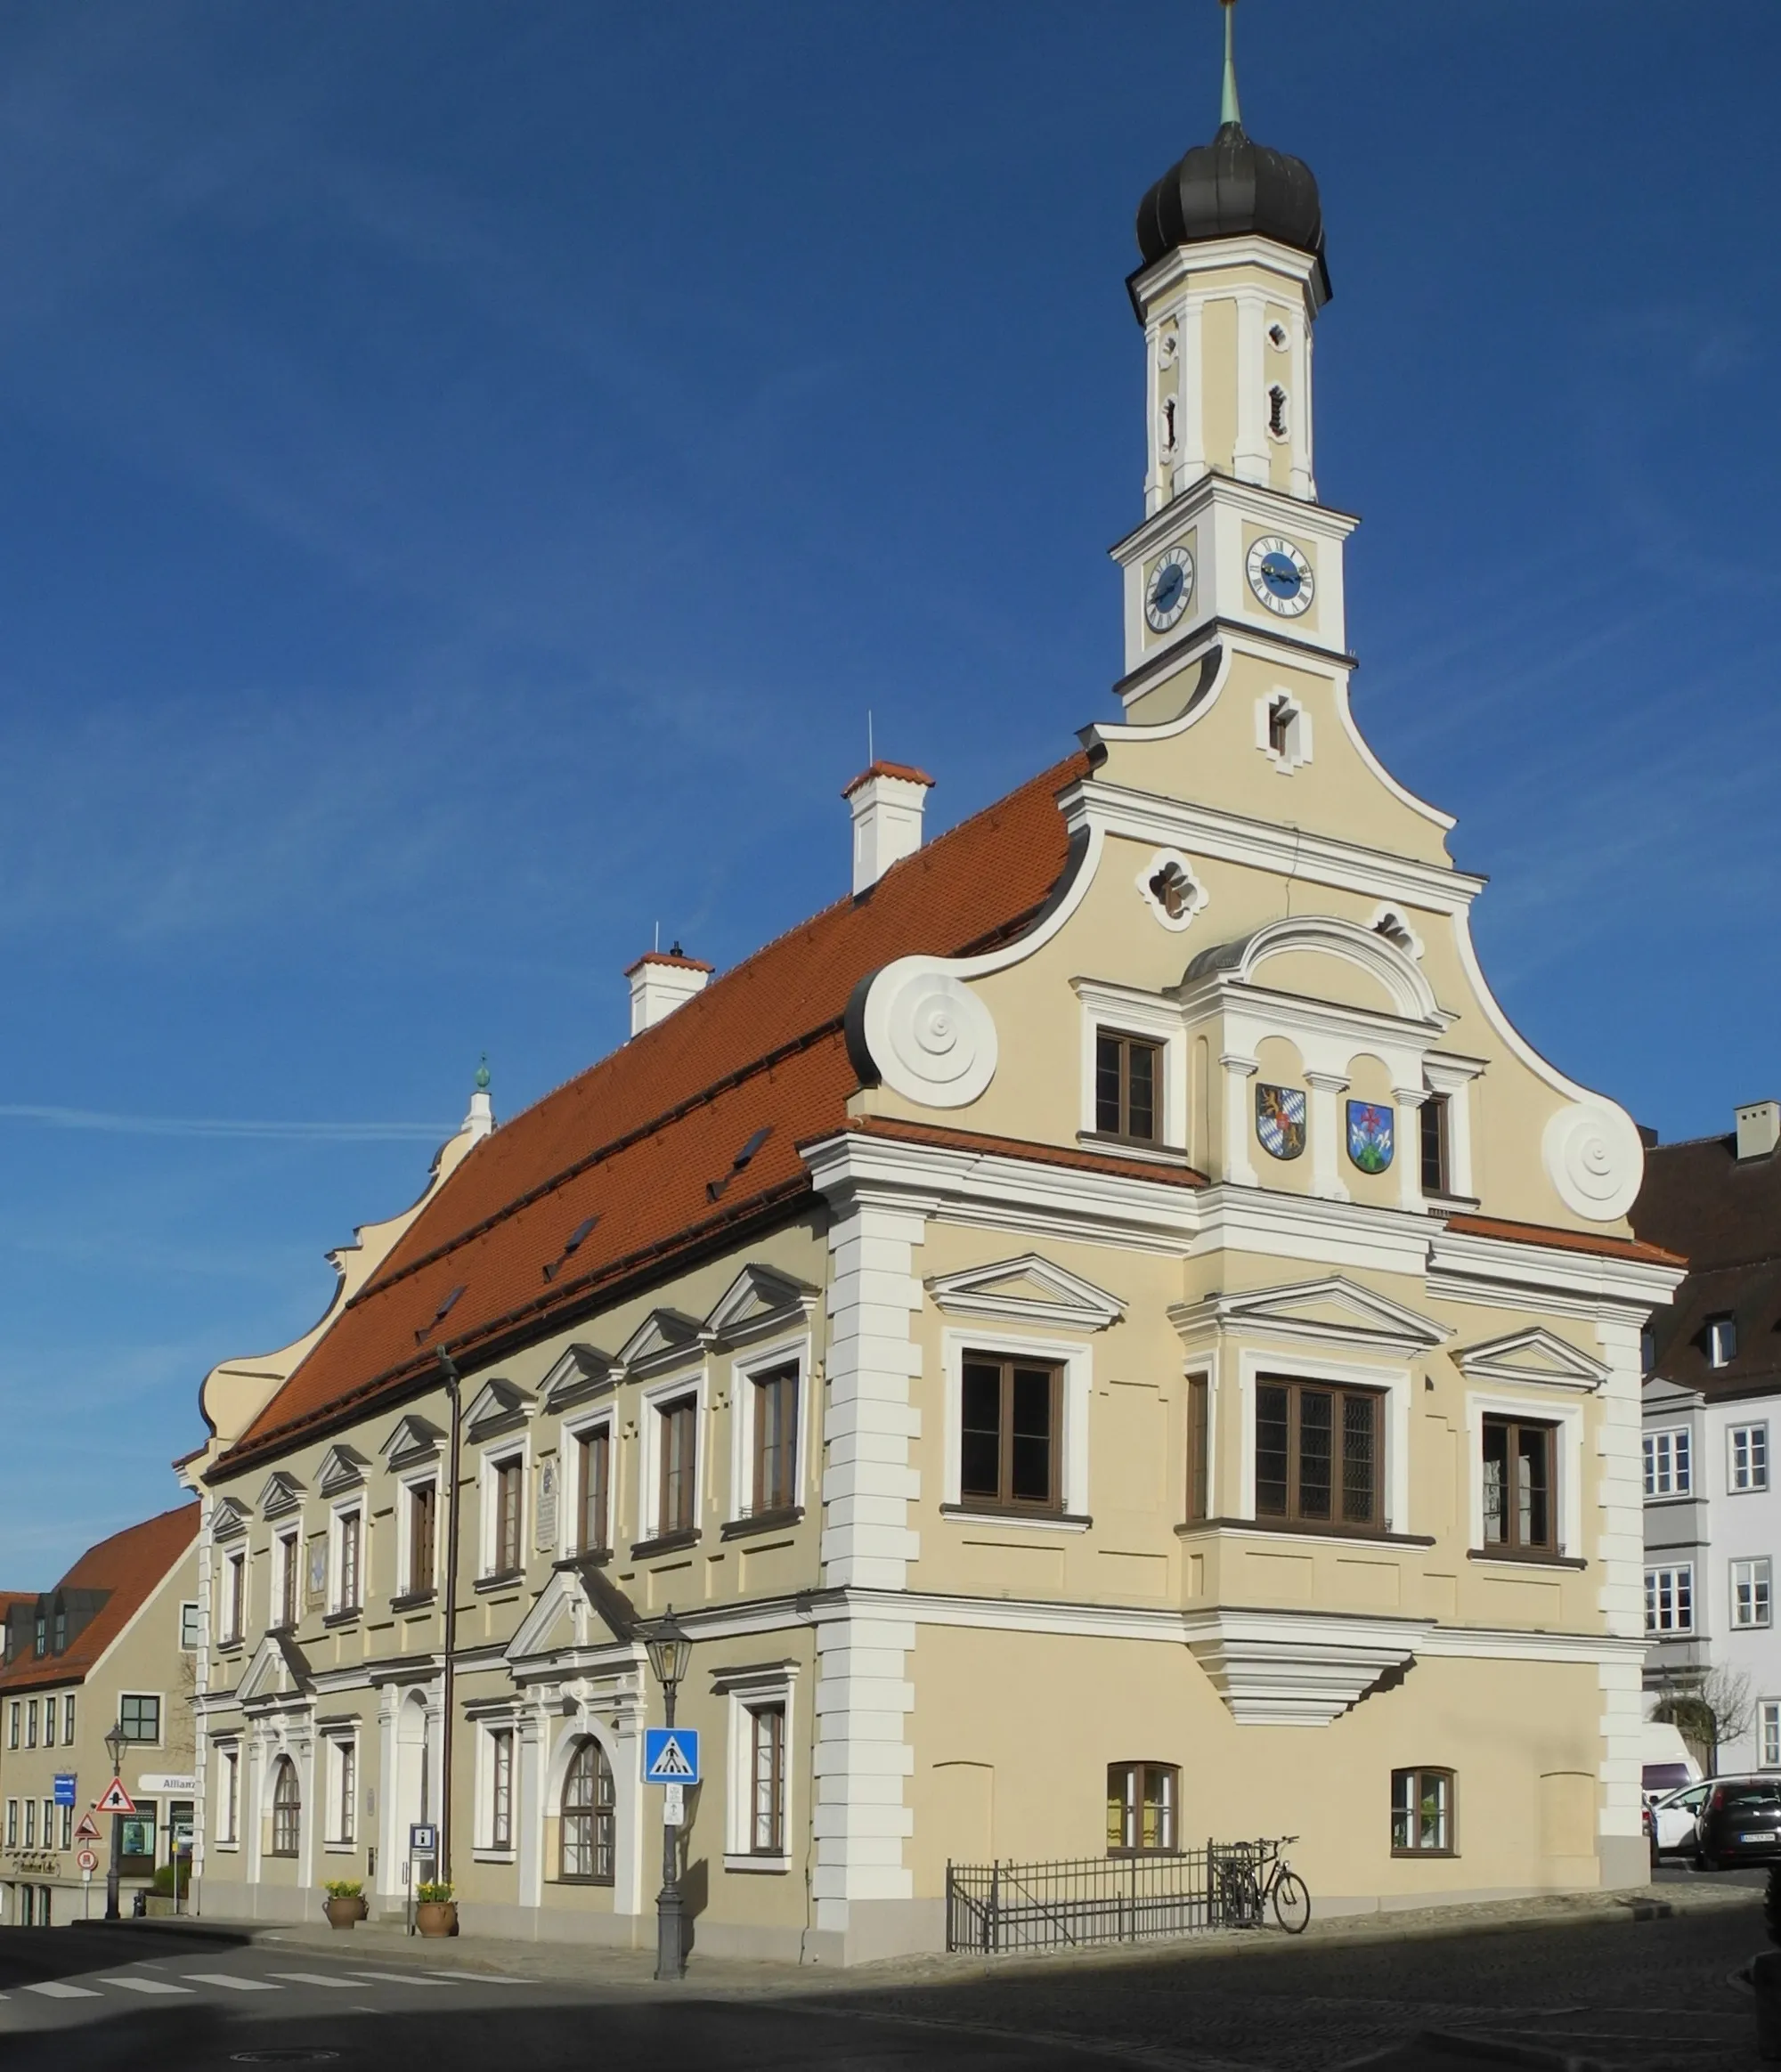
[1272,1869,1311,1935]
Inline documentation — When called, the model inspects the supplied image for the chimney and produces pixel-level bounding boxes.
[625,944,713,1036]
[1736,1100,1780,1162]
[843,761,935,895]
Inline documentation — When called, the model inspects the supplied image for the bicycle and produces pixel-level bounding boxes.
[1216,1835,1311,1935]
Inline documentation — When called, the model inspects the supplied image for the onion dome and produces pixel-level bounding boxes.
[1133,4,1330,300]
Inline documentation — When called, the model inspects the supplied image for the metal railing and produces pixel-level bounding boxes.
[945,1840,1282,1954]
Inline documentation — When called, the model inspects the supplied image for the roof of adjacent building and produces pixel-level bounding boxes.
[0,1503,199,1695]
[1632,1129,1781,1398]
[213,752,1103,1480]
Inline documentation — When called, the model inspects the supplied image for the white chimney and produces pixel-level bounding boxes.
[1736,1100,1780,1162]
[844,761,934,895]
[626,946,712,1036]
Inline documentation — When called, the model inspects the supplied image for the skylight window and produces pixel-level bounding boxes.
[707,1126,773,1203]
[414,1284,467,1344]
[543,1215,599,1282]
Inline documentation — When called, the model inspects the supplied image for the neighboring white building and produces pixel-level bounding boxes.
[1638,1101,1781,1772]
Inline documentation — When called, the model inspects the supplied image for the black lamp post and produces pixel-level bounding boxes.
[644,1606,693,1981]
[102,1721,126,1922]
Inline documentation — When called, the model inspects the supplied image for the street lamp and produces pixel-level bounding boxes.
[644,1606,693,1981]
[102,1721,126,1922]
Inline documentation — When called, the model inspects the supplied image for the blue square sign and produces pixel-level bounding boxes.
[53,1774,76,1808]
[643,1727,700,1785]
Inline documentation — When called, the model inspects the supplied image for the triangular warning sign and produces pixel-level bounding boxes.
[95,1778,135,1816]
[74,1812,102,1841]
[653,1734,695,1778]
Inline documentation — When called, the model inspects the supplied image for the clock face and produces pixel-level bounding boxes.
[1144,545,1194,632]
[1246,535,1314,618]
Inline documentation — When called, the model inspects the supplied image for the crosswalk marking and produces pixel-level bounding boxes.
[98,1977,193,1995]
[23,1982,102,1999]
[439,1970,529,1983]
[267,1972,360,1989]
[347,1970,457,1986]
[180,1973,281,1993]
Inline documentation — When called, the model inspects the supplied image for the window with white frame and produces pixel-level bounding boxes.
[403,1477,438,1596]
[1731,1424,1769,1493]
[1644,1427,1692,1499]
[216,1746,240,1845]
[656,1394,698,1538]
[1707,1314,1738,1369]
[1645,1564,1695,1635]
[740,1355,800,1517]
[62,1694,74,1743]
[179,1600,199,1651]
[1761,1702,1781,1771]
[486,1727,515,1851]
[119,1692,161,1743]
[43,1694,55,1748]
[333,1507,363,1613]
[25,1699,37,1749]
[573,1422,612,1556]
[222,1550,246,1642]
[276,1530,300,1628]
[720,1669,797,1866]
[60,1802,71,1849]
[484,1451,525,1576]
[326,1736,357,1844]
[1733,1558,1773,1630]
[5,1702,15,1749]
[22,1799,34,1848]
[3,1800,13,1848]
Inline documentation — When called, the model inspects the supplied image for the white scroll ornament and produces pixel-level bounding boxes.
[861,959,998,1109]
[1541,1101,1643,1223]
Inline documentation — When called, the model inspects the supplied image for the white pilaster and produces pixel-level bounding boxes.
[1232,291,1269,485]
[1305,1069,1350,1202]
[516,1703,545,1911]
[1394,1087,1427,1214]
[1220,1053,1258,1187]
[811,1611,916,1932]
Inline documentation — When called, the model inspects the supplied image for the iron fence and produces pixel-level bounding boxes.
[945,1840,1279,1954]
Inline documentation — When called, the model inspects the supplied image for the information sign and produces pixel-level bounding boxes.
[662,1782,685,1826]
[409,1823,438,1855]
[53,1774,77,1808]
[643,1727,700,1784]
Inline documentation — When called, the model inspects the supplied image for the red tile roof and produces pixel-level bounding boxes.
[842,760,935,795]
[1444,1210,1683,1269]
[214,753,1093,1480]
[0,1504,199,1695]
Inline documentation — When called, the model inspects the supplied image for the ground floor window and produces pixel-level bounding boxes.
[119,1800,158,1875]
[490,1728,514,1850]
[270,1760,300,1857]
[1106,1761,1177,1854]
[1762,1702,1781,1771]
[749,1704,785,1856]
[559,1738,614,1884]
[1391,1768,1454,1856]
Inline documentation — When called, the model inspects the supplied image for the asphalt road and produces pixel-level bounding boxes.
[0,1889,1770,2072]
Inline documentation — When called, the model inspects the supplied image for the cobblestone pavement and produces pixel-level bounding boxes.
[794,1890,1769,2071]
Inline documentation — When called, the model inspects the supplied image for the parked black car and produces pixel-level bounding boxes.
[1694,1777,1781,1868]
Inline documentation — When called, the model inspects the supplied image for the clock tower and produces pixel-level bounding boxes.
[1113,0,1356,682]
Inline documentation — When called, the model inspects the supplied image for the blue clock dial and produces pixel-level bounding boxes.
[1143,544,1195,632]
[1245,534,1314,619]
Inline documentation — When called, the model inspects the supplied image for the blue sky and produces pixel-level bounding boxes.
[1,1,1775,1578]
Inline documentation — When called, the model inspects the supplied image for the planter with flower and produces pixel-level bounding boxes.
[415,1881,457,1938]
[322,1879,368,1930]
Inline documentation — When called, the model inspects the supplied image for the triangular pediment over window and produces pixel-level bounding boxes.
[237,1629,313,1708]
[614,1309,706,1378]
[925,1254,1126,1332]
[257,1472,305,1521]
[1171,1276,1451,1357]
[703,1265,819,1348]
[507,1564,639,1668]
[316,1444,369,1497]
[1456,1326,1609,1393]
[464,1377,534,1441]
[380,1413,444,1468]
[541,1343,616,1412]
[211,1496,250,1542]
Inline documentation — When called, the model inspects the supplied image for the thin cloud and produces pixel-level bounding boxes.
[0,1103,450,1142]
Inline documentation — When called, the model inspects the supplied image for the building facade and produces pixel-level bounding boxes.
[0,1505,200,1925]
[1637,1100,1781,1770]
[182,47,1682,1963]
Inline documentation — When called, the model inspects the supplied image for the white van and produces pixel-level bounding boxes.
[1640,1719,1704,1802]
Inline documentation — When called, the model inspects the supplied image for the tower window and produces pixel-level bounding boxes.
[1095,1031,1161,1142]
[1267,321,1288,350]
[1267,386,1289,440]
[1267,697,1294,756]
[1419,1095,1450,1196]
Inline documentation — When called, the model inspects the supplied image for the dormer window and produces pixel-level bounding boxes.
[1095,1032,1160,1143]
[1707,1315,1737,1369]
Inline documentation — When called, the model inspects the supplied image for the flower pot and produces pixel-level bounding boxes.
[324,1897,364,1930]
[415,1900,458,1938]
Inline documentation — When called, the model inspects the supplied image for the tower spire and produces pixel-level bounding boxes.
[1219,0,1242,131]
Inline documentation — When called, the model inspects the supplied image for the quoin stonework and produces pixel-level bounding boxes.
[176,19,1684,1963]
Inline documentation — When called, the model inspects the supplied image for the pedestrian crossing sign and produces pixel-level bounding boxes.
[643,1727,700,1784]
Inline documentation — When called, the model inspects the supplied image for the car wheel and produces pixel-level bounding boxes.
[1696,1852,1719,1873]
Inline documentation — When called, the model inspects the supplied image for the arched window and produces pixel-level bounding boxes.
[270,1757,301,1857]
[559,1737,614,1885]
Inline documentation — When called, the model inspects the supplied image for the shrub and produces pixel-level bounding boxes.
[150,1863,190,1897]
